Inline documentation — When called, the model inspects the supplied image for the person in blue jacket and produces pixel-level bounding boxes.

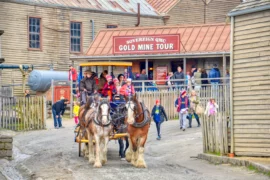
[209,64,221,98]
[209,64,221,84]
[52,99,69,129]
[151,100,168,140]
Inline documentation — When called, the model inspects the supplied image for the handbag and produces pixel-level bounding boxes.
[195,104,204,114]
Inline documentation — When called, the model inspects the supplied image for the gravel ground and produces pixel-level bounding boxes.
[2,119,269,180]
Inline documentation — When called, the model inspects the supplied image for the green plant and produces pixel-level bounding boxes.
[207,152,221,156]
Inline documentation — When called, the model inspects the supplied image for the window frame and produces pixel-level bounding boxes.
[28,16,42,51]
[70,21,83,54]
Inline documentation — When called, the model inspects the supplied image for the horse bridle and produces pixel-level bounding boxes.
[94,99,111,127]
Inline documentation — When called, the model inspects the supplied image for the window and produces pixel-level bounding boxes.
[29,17,41,49]
[107,24,118,28]
[70,22,82,52]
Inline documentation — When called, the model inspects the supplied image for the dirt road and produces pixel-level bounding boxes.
[1,119,268,180]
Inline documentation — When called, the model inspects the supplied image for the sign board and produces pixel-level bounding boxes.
[113,35,180,55]
[156,66,168,85]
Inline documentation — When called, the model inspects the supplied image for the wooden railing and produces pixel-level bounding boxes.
[0,96,46,131]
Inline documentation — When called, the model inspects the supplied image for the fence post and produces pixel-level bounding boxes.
[51,79,54,105]
[70,80,73,119]
[142,81,145,93]
[43,96,47,129]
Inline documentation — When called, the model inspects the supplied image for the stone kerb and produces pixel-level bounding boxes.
[0,135,13,158]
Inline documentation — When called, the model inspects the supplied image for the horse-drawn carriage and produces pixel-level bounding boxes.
[73,61,151,168]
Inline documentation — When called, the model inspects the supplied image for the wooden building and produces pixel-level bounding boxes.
[147,0,241,25]
[228,0,270,157]
[0,0,239,93]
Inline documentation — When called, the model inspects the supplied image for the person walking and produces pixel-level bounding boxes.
[194,68,202,91]
[151,100,168,140]
[175,90,190,131]
[173,66,185,90]
[187,90,201,128]
[73,101,80,125]
[69,65,78,94]
[201,69,208,88]
[80,71,98,105]
[52,99,69,129]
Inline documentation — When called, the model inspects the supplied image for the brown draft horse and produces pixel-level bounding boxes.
[125,94,151,168]
[79,96,112,168]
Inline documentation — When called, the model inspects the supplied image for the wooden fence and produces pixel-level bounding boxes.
[0,96,46,131]
[137,85,231,155]
[0,87,13,97]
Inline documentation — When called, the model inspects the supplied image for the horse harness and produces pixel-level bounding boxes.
[126,97,151,128]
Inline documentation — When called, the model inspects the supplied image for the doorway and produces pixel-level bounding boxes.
[140,61,153,80]
[171,60,183,73]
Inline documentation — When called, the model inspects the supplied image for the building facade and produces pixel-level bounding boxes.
[229,0,270,157]
[0,0,164,93]
[0,0,240,93]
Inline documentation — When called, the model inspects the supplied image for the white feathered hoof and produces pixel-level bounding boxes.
[136,159,147,168]
[93,161,102,168]
[125,151,132,162]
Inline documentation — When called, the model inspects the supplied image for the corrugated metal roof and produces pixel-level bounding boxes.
[146,0,179,14]
[8,0,158,16]
[84,23,230,57]
[229,0,270,16]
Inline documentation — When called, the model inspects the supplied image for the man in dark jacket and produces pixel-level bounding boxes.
[52,99,69,129]
[173,66,185,90]
[80,70,98,105]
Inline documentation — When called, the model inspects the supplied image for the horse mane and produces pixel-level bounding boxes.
[84,96,93,111]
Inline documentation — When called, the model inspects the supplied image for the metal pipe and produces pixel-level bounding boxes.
[223,53,226,77]
[90,20,95,41]
[230,16,235,155]
[135,3,141,27]
[71,52,230,60]
[228,5,270,17]
[145,59,148,77]
[0,64,31,70]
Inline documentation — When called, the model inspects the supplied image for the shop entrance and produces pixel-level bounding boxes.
[171,60,183,73]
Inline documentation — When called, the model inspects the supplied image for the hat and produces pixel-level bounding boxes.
[156,100,160,104]
[113,78,119,83]
[126,78,132,82]
[213,64,218,68]
[181,90,187,96]
[106,75,112,80]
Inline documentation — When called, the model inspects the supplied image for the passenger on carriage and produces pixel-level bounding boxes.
[118,74,125,86]
[79,70,98,105]
[102,75,116,101]
[98,70,108,93]
[120,78,135,96]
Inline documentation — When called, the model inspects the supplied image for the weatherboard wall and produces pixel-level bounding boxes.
[232,10,270,157]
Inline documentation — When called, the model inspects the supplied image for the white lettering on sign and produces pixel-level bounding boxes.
[155,38,166,43]
[156,43,174,50]
[119,45,135,51]
[138,44,154,51]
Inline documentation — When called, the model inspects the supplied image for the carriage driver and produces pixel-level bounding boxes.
[80,70,98,105]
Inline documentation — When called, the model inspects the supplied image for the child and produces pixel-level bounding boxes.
[73,102,80,125]
[204,98,218,116]
[187,90,201,128]
[175,90,190,131]
[151,100,168,140]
